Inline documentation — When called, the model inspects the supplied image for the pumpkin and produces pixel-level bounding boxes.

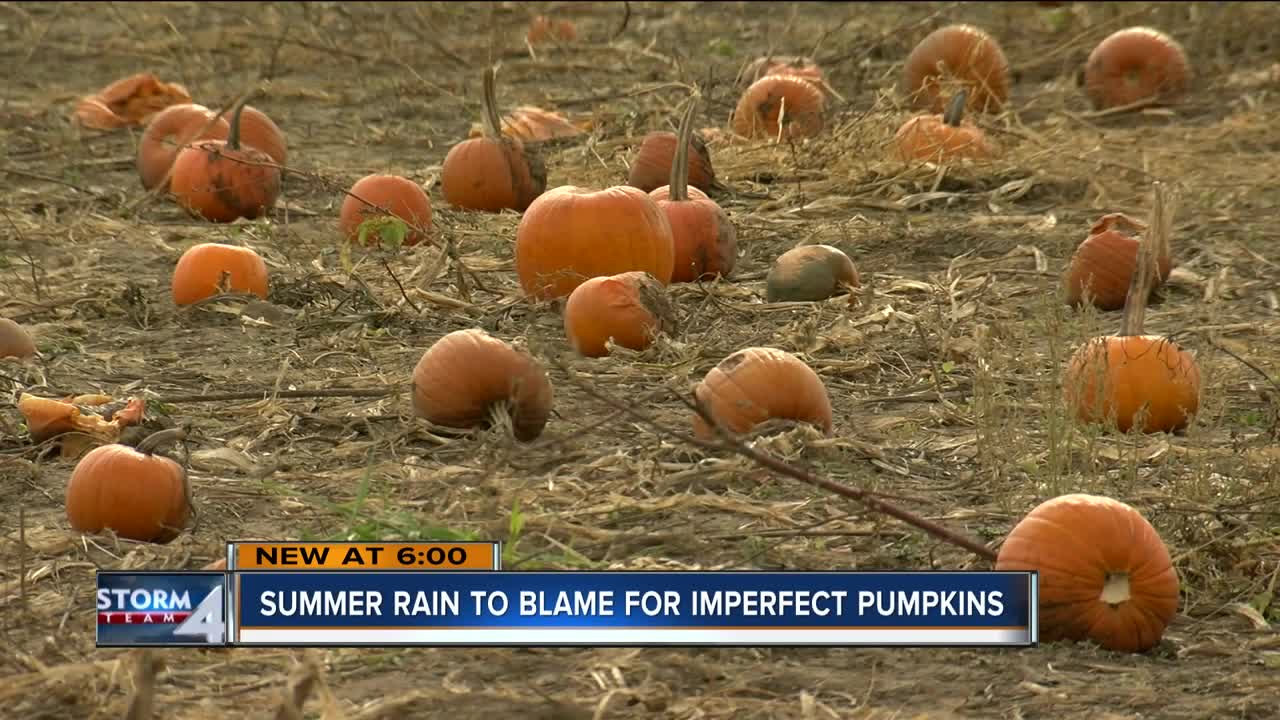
[1063,182,1200,434]
[628,129,718,194]
[731,75,826,140]
[1064,212,1173,311]
[171,242,269,306]
[65,428,191,543]
[738,55,826,88]
[527,15,577,44]
[995,493,1179,653]
[169,100,281,223]
[901,24,1010,114]
[72,72,192,130]
[411,328,553,442]
[18,392,146,443]
[468,105,584,143]
[136,104,230,191]
[442,67,547,213]
[693,347,833,439]
[1084,27,1191,110]
[894,89,994,162]
[515,185,675,300]
[563,271,675,358]
[648,97,737,283]
[0,317,37,359]
[215,105,288,165]
[339,174,434,247]
[766,245,859,302]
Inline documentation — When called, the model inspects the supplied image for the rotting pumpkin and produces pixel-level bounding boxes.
[693,347,833,440]
[893,89,994,163]
[731,74,826,140]
[1063,182,1200,434]
[563,271,676,358]
[411,328,553,442]
[995,493,1179,653]
[169,99,282,223]
[901,24,1010,114]
[766,244,859,303]
[1084,27,1190,110]
[441,67,547,213]
[0,317,37,359]
[1064,212,1173,311]
[65,427,192,544]
[171,242,270,306]
[339,174,434,247]
[515,185,675,300]
[648,95,737,283]
[627,125,718,194]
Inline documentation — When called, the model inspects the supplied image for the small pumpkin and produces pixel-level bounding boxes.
[1064,212,1173,310]
[171,242,269,306]
[0,317,37,359]
[169,100,282,223]
[411,328,553,442]
[894,89,994,162]
[995,493,1179,653]
[136,104,230,191]
[442,67,547,213]
[766,245,859,302]
[215,105,288,165]
[65,428,191,543]
[738,55,826,88]
[901,24,1010,114]
[339,174,434,247]
[1063,182,1200,434]
[563,271,676,358]
[527,15,577,44]
[1084,27,1191,110]
[693,347,833,439]
[515,185,675,300]
[731,75,826,140]
[648,96,737,283]
[628,129,718,194]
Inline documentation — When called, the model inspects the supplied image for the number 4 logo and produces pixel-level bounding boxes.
[173,585,226,644]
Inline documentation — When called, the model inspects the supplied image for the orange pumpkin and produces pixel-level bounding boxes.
[65,428,191,543]
[648,97,737,283]
[894,89,994,162]
[1063,182,1200,434]
[442,68,546,212]
[995,493,1179,653]
[738,56,826,88]
[1084,27,1190,110]
[1064,213,1173,310]
[169,101,281,223]
[901,24,1010,114]
[0,317,36,358]
[766,245,859,302]
[411,329,554,442]
[18,393,146,443]
[693,347,833,439]
[731,75,826,140]
[515,185,675,300]
[628,129,718,194]
[563,271,676,357]
[339,174,434,247]
[527,15,577,44]
[136,104,230,191]
[215,105,288,165]
[171,242,269,306]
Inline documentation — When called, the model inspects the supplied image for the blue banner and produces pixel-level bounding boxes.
[97,572,228,647]
[231,571,1036,647]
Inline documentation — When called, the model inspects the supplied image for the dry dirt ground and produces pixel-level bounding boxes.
[2,2,1280,718]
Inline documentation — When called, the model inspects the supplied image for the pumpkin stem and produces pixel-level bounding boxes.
[137,427,188,455]
[225,96,253,152]
[1119,182,1176,337]
[1099,571,1132,606]
[943,88,969,127]
[481,66,504,140]
[669,92,700,202]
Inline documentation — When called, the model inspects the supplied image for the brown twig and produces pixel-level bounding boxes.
[155,388,396,404]
[122,650,163,720]
[1120,182,1176,337]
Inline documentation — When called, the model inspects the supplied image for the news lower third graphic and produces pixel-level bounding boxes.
[97,572,228,647]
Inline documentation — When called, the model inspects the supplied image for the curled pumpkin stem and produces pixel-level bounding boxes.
[224,90,260,152]
[481,66,504,139]
[943,88,969,128]
[669,92,700,202]
[136,426,188,455]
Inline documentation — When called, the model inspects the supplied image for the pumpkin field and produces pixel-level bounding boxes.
[4,1,1280,717]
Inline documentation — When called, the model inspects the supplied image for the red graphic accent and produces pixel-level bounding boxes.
[98,611,192,625]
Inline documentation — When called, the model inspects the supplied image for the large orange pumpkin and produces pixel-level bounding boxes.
[995,493,1179,653]
[136,103,230,191]
[515,185,675,300]
[339,174,434,247]
[169,101,281,223]
[731,75,826,140]
[1084,27,1190,110]
[563,271,676,358]
[411,329,554,442]
[171,243,270,306]
[901,24,1010,114]
[441,67,546,212]
[65,428,191,543]
[1064,212,1173,311]
[693,347,833,440]
[648,97,737,283]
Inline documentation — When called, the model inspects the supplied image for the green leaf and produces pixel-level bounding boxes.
[941,360,956,374]
[508,499,525,544]
[356,216,409,255]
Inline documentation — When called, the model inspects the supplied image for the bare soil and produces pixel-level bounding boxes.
[2,2,1279,719]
